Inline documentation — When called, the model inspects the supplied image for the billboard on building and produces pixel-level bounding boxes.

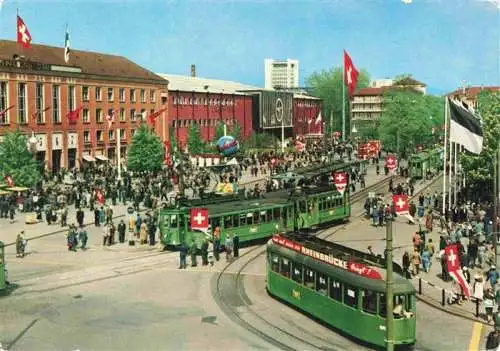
[256,91,293,129]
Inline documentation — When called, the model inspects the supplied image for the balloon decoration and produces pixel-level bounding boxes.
[216,135,239,157]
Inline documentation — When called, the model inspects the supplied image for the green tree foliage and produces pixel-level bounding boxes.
[187,124,205,154]
[307,66,370,135]
[460,91,500,194]
[231,121,242,141]
[169,127,178,153]
[214,121,225,141]
[0,130,42,187]
[127,124,165,172]
[377,91,444,156]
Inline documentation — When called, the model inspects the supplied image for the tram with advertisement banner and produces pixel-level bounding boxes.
[266,232,416,348]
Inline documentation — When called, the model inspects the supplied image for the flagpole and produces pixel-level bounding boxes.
[117,126,121,180]
[453,142,458,205]
[442,98,449,216]
[448,140,453,210]
[342,64,346,142]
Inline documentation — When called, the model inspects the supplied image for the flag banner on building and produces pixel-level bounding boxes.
[343,50,359,97]
[106,109,118,128]
[0,104,14,117]
[147,107,167,126]
[315,111,322,124]
[64,27,71,63]
[17,15,32,48]
[444,244,472,297]
[4,175,14,187]
[449,98,483,155]
[67,106,83,123]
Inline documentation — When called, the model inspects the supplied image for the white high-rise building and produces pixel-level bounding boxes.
[264,58,299,90]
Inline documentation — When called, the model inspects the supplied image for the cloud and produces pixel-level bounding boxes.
[477,0,500,9]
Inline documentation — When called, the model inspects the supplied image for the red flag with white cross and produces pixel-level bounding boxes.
[333,171,348,195]
[190,208,209,231]
[392,194,409,215]
[343,50,359,97]
[17,15,32,48]
[445,244,472,297]
[385,155,398,171]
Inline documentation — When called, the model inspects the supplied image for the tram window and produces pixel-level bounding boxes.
[280,258,290,278]
[299,200,307,213]
[267,209,273,221]
[170,215,178,228]
[232,214,239,227]
[395,295,411,312]
[362,290,377,315]
[271,254,280,272]
[260,211,267,223]
[246,212,254,225]
[316,273,328,295]
[291,263,303,283]
[224,216,232,228]
[239,214,246,226]
[329,279,342,302]
[344,284,358,309]
[319,199,325,211]
[273,208,281,219]
[379,293,387,317]
[254,212,260,224]
[304,268,315,289]
[210,217,220,229]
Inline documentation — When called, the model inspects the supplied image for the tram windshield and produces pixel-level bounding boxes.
[169,214,178,228]
[379,294,414,318]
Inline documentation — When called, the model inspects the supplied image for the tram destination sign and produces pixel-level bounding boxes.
[272,236,382,280]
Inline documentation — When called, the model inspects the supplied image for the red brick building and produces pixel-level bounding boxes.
[158,73,323,147]
[0,40,168,173]
[448,86,499,108]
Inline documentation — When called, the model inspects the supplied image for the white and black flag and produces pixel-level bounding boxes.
[449,98,483,155]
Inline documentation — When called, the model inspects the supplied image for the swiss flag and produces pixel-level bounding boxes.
[343,50,359,97]
[333,171,348,195]
[147,108,167,126]
[96,189,105,205]
[4,175,14,187]
[67,106,83,123]
[385,155,398,171]
[445,244,472,297]
[106,109,118,128]
[190,208,209,231]
[17,15,32,49]
[392,194,409,215]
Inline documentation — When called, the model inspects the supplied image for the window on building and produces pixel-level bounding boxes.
[119,129,126,140]
[108,87,114,101]
[140,109,146,120]
[52,85,60,124]
[119,108,125,122]
[96,130,103,142]
[83,108,89,123]
[150,89,156,103]
[173,96,178,105]
[17,82,27,124]
[108,130,115,140]
[0,82,8,125]
[95,87,102,101]
[130,89,136,102]
[344,284,358,309]
[131,129,136,137]
[362,290,377,314]
[119,88,125,102]
[68,85,75,112]
[35,83,44,123]
[130,109,136,121]
[82,86,89,101]
[140,89,146,103]
[83,131,90,143]
[96,108,103,123]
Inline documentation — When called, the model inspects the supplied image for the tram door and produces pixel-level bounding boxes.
[0,241,5,290]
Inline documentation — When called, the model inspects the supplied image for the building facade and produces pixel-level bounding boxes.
[0,40,168,173]
[351,77,427,125]
[448,86,499,109]
[264,59,299,90]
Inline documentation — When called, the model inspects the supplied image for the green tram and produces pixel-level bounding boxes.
[408,148,443,179]
[267,233,416,348]
[159,185,350,249]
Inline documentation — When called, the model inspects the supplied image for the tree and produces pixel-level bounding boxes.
[231,121,242,141]
[0,130,42,187]
[214,121,225,142]
[460,91,500,198]
[307,66,370,135]
[377,91,444,156]
[187,124,205,154]
[127,124,165,173]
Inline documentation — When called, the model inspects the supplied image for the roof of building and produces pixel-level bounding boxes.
[393,76,427,87]
[448,86,500,97]
[157,73,261,94]
[0,40,167,84]
[354,85,425,97]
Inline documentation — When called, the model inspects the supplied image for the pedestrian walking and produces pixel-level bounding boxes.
[225,234,233,262]
[201,239,209,265]
[79,228,88,250]
[94,208,100,227]
[233,232,240,258]
[118,219,126,243]
[76,207,84,227]
[16,231,25,258]
[190,240,198,267]
[213,226,221,261]
[179,242,187,269]
[208,241,215,266]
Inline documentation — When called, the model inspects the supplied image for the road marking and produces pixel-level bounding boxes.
[468,322,483,351]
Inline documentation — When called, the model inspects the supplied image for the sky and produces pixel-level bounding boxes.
[0,0,498,95]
